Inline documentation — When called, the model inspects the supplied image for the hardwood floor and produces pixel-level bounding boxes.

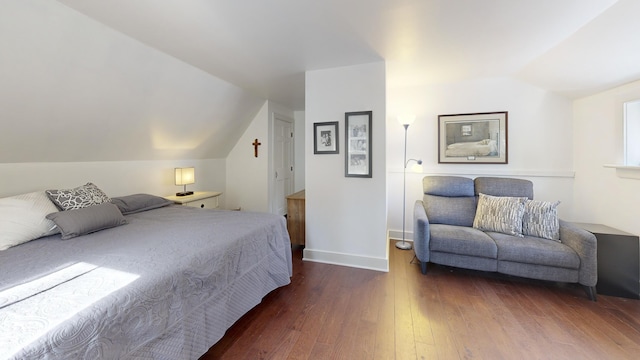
[202,241,640,359]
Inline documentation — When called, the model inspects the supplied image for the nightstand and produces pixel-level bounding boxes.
[165,191,222,209]
[573,222,640,299]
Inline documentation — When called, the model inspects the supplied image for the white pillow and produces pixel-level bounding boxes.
[0,191,60,250]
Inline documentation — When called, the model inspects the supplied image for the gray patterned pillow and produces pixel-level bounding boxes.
[46,183,111,211]
[522,200,561,241]
[473,193,527,237]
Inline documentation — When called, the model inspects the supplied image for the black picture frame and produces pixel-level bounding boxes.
[345,111,372,178]
[438,111,508,164]
[314,122,339,154]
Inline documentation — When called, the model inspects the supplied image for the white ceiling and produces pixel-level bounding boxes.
[55,0,640,110]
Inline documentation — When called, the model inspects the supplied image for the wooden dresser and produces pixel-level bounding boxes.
[286,190,305,246]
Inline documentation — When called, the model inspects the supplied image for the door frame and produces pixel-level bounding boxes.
[269,111,294,215]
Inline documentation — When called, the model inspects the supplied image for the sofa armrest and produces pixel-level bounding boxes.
[559,220,597,287]
[413,200,431,263]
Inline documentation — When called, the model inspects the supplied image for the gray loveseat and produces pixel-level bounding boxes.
[413,176,598,301]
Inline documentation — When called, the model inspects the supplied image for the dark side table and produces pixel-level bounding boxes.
[573,223,640,299]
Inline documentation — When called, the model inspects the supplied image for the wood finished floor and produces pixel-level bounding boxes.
[202,241,640,359]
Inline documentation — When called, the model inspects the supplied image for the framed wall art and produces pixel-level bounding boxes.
[438,111,508,164]
[313,121,339,154]
[345,111,372,177]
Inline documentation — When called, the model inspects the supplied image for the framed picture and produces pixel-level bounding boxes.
[345,111,372,177]
[314,122,339,154]
[438,111,508,164]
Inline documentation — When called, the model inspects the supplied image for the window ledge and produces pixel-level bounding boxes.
[604,164,640,179]
[604,164,640,170]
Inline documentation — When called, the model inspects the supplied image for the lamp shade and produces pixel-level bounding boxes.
[175,167,195,186]
[411,163,424,173]
[397,114,416,126]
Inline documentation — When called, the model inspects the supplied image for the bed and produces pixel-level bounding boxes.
[0,190,292,360]
[444,138,498,157]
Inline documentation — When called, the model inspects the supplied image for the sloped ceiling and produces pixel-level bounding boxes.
[517,0,640,98]
[2,0,638,163]
[0,0,266,163]
[56,0,635,103]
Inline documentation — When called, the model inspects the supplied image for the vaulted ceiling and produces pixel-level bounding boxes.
[2,0,638,163]
[57,0,639,109]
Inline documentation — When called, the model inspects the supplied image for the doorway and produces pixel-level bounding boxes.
[273,114,294,216]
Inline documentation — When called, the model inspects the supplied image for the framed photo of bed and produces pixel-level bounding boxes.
[345,111,372,177]
[438,111,508,164]
[314,121,339,154]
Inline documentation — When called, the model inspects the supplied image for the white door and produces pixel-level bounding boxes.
[273,115,294,216]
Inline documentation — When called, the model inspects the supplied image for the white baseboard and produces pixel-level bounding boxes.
[388,229,414,242]
[302,248,389,272]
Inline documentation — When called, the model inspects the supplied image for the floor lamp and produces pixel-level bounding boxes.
[396,121,422,250]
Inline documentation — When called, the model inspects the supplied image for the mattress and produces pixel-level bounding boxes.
[0,206,292,359]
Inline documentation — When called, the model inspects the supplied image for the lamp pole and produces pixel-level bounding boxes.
[396,124,412,250]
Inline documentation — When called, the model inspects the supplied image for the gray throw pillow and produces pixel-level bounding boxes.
[46,203,127,240]
[46,182,111,211]
[522,200,561,241]
[473,193,527,237]
[110,193,174,215]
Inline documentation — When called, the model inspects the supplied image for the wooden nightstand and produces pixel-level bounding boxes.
[165,191,222,209]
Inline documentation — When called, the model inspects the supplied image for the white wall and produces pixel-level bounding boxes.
[225,100,296,212]
[0,159,226,205]
[573,79,640,235]
[226,102,269,212]
[304,62,388,271]
[386,76,576,240]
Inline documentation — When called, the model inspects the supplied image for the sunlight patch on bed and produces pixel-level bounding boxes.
[0,262,139,357]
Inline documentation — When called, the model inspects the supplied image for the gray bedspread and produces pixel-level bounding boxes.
[0,206,292,359]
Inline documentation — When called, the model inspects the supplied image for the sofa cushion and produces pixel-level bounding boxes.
[473,193,527,237]
[489,232,580,269]
[423,176,475,197]
[498,261,579,284]
[431,252,498,272]
[430,224,498,259]
[424,194,476,226]
[474,177,533,199]
[422,176,478,227]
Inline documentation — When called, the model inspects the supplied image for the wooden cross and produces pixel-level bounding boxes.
[252,138,261,157]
